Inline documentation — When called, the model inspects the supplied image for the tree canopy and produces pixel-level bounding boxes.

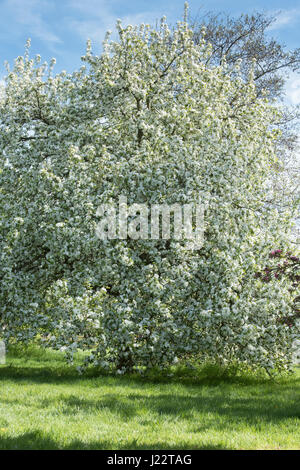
[0,10,298,373]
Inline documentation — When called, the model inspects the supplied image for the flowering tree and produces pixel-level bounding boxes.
[0,13,298,373]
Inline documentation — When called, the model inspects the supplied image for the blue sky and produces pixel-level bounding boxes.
[0,0,299,102]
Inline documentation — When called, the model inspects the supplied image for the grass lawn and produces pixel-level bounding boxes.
[0,346,299,450]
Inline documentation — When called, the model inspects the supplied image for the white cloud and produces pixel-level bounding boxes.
[67,0,161,44]
[269,8,300,31]
[285,72,300,105]
[2,0,61,44]
[69,19,114,44]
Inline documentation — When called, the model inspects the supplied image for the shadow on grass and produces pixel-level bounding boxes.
[0,364,84,384]
[0,359,299,450]
[47,391,300,423]
[1,360,299,387]
[0,387,299,426]
[4,344,300,385]
[0,430,231,450]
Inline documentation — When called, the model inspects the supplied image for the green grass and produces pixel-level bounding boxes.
[0,346,299,450]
